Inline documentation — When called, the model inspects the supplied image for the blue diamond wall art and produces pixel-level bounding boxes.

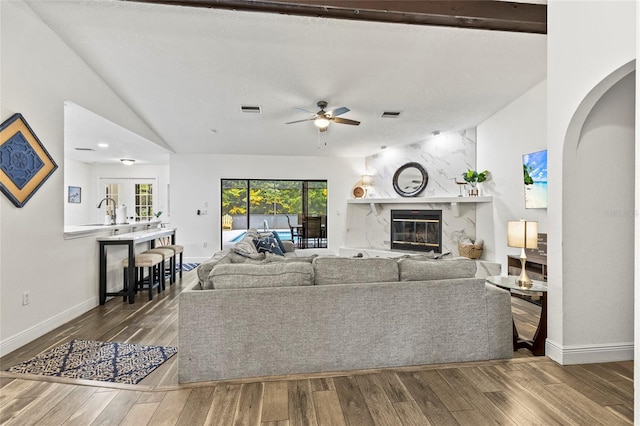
[0,113,58,207]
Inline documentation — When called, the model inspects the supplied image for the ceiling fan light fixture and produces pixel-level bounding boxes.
[314,117,330,129]
[120,158,135,166]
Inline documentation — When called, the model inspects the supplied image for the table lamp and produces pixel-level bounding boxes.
[507,219,538,288]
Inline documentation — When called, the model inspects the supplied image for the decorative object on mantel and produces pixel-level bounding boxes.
[462,169,489,196]
[392,162,428,197]
[462,169,489,197]
[0,113,58,208]
[507,219,539,288]
[352,186,365,199]
[458,238,484,259]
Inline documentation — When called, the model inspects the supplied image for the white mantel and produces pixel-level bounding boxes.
[347,196,492,217]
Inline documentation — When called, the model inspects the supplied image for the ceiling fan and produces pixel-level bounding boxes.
[286,101,360,132]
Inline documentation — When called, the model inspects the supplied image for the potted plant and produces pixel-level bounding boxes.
[462,169,489,196]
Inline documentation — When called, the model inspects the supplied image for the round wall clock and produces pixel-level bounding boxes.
[352,186,366,198]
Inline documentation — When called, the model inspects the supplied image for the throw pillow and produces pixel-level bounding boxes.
[253,236,285,256]
[258,231,287,253]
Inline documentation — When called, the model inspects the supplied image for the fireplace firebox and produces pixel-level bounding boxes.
[391,210,442,253]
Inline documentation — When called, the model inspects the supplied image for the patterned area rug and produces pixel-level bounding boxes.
[7,339,177,384]
[181,262,200,272]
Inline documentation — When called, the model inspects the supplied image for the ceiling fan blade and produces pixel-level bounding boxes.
[331,117,360,126]
[285,118,314,124]
[328,107,350,117]
[293,107,315,114]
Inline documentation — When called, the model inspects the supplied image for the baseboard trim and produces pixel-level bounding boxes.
[0,298,97,357]
[545,339,633,365]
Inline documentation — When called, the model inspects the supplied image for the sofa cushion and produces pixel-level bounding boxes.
[312,257,399,285]
[399,258,477,281]
[209,262,314,289]
[253,236,285,256]
[197,250,233,288]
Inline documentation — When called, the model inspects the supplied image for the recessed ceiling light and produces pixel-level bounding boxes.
[98,143,109,148]
[381,111,401,118]
[431,131,440,136]
[120,158,135,166]
[380,145,388,150]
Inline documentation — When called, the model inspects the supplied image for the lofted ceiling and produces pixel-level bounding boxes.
[27,0,547,163]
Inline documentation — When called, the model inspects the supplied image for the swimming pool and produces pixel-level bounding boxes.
[230,230,293,243]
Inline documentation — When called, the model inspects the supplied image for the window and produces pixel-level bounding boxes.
[221,179,327,248]
[99,178,157,222]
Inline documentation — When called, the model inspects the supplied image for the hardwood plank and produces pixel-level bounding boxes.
[63,390,118,425]
[5,382,75,426]
[312,390,346,426]
[36,385,98,425]
[234,382,264,426]
[205,384,242,425]
[147,389,192,426]
[288,380,317,426]
[262,421,290,426]
[120,402,161,426]
[378,372,411,404]
[457,366,504,393]
[262,381,289,422]
[546,383,629,426]
[606,404,634,425]
[435,368,514,425]
[418,370,472,412]
[309,377,335,392]
[483,390,555,426]
[396,371,458,426]
[0,396,37,425]
[391,401,433,426]
[89,390,144,426]
[174,386,216,425]
[0,379,36,409]
[504,368,610,425]
[354,374,402,425]
[333,376,374,426]
[478,366,574,426]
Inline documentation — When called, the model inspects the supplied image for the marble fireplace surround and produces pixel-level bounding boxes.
[344,128,493,256]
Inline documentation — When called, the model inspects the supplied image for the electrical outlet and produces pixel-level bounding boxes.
[203,242,208,248]
[22,291,30,306]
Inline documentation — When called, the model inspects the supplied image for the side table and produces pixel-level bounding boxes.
[486,275,548,356]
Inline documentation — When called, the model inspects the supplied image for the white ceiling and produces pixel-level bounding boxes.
[28,0,547,162]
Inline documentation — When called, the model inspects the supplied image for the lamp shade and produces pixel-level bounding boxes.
[314,117,330,129]
[507,220,538,249]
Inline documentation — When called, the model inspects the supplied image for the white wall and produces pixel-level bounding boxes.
[477,80,547,270]
[63,159,93,226]
[0,1,167,355]
[170,154,363,262]
[547,0,636,364]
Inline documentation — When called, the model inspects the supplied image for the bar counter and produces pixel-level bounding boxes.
[97,228,176,304]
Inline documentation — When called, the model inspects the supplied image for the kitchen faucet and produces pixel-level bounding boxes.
[97,197,117,225]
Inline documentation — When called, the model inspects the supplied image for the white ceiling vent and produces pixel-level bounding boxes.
[240,105,262,114]
[74,147,95,151]
[381,111,401,118]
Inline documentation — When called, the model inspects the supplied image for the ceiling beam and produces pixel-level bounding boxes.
[124,0,547,34]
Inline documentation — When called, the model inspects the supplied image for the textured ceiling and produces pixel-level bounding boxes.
[28,0,547,162]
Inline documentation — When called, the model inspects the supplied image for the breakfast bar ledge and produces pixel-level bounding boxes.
[97,228,176,304]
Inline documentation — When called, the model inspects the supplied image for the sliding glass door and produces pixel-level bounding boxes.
[221,179,327,249]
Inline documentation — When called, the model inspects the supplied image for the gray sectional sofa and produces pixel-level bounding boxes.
[179,234,513,383]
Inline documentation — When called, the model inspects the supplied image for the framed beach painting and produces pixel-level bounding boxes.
[523,149,547,208]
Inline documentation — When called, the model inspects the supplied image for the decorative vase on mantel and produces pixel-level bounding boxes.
[468,182,479,197]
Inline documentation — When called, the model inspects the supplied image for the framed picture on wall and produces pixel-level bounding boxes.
[523,149,547,208]
[68,186,81,203]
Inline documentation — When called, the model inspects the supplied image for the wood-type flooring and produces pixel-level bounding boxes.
[0,269,633,425]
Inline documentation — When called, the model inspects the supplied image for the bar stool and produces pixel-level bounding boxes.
[143,247,175,287]
[162,244,184,278]
[122,253,163,301]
